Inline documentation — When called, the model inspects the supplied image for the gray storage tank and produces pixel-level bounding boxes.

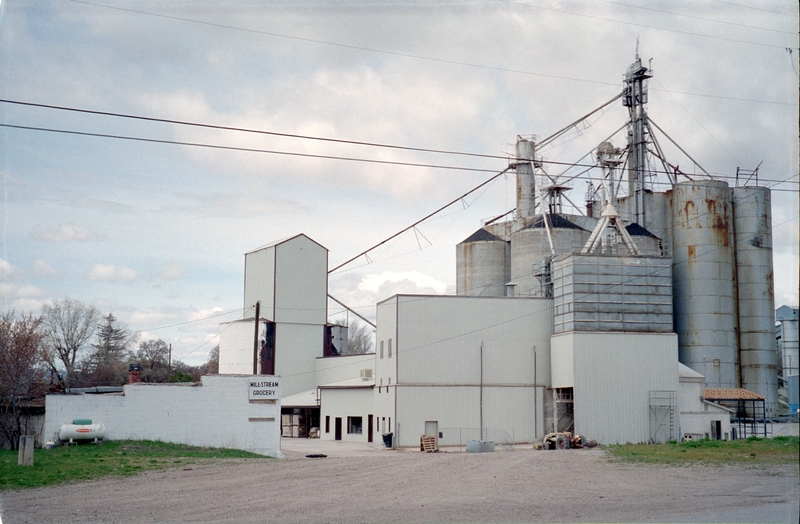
[456,228,509,297]
[672,180,737,388]
[510,214,590,296]
[733,186,778,413]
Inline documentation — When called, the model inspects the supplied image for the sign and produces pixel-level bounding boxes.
[249,378,280,400]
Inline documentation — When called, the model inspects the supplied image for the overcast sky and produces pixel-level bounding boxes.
[1,0,797,366]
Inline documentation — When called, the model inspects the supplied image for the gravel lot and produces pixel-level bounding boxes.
[1,439,798,524]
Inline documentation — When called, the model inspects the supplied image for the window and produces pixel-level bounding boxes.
[379,340,384,359]
[347,416,363,434]
[325,416,330,433]
[388,339,392,358]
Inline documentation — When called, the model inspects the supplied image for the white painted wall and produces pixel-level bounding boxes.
[219,319,265,375]
[243,245,276,319]
[315,354,375,386]
[678,364,732,440]
[44,376,282,457]
[319,386,375,442]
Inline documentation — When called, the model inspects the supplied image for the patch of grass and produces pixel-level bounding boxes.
[0,440,267,491]
[606,436,799,465]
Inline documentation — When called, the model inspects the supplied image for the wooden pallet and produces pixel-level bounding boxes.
[420,435,437,452]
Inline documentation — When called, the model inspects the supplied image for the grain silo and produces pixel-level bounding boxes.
[456,228,510,297]
[671,180,738,389]
[732,186,778,413]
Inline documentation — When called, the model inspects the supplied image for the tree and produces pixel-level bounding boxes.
[342,319,374,355]
[90,313,137,366]
[205,345,219,375]
[0,311,47,450]
[41,298,100,387]
[134,339,170,383]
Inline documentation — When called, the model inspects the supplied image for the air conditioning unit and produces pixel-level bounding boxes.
[360,368,373,380]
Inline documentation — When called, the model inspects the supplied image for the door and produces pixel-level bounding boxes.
[335,417,342,441]
[425,420,439,451]
[368,414,373,443]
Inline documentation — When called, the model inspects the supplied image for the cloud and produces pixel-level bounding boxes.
[160,262,187,281]
[359,271,448,295]
[0,258,20,280]
[32,259,62,279]
[30,224,94,243]
[87,264,138,282]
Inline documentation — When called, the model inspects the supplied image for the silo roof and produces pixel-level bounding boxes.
[625,223,659,238]
[524,213,587,231]
[459,228,505,244]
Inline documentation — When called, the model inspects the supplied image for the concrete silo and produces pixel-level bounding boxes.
[672,180,738,388]
[456,228,509,297]
[732,186,778,413]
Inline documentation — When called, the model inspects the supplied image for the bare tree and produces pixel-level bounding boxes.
[41,298,100,387]
[205,345,219,374]
[342,319,374,355]
[0,311,47,449]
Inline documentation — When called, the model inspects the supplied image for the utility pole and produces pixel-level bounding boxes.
[167,343,172,383]
[252,301,260,375]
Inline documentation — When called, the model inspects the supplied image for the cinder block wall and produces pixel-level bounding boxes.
[44,375,281,456]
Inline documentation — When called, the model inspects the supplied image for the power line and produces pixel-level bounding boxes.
[67,0,796,106]
[708,0,799,17]
[2,122,797,190]
[0,99,508,162]
[595,0,796,34]
[505,0,793,49]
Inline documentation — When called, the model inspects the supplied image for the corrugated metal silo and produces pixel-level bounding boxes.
[456,228,509,296]
[510,214,590,296]
[732,186,778,413]
[672,180,737,388]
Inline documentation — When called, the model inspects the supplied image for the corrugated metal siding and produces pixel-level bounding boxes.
[275,236,328,325]
[571,332,678,444]
[244,247,276,319]
[395,385,540,446]
[395,295,553,386]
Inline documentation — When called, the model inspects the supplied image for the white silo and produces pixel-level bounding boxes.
[732,186,778,413]
[672,180,737,388]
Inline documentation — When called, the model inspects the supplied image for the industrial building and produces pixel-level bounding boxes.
[217,54,781,446]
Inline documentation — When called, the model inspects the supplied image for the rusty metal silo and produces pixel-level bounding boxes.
[672,180,737,388]
[732,186,778,414]
[456,228,509,297]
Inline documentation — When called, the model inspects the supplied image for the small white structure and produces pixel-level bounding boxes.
[45,376,282,456]
[678,363,732,441]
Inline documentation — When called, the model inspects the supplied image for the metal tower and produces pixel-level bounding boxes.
[623,50,652,227]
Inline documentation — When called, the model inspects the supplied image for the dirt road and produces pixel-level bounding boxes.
[2,440,797,523]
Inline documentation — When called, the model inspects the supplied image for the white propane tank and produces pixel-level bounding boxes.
[59,419,106,442]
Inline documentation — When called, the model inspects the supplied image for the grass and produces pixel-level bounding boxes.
[606,435,800,465]
[0,440,267,491]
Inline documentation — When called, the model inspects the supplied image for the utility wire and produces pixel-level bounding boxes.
[0,99,508,162]
[68,0,796,106]
[2,122,796,189]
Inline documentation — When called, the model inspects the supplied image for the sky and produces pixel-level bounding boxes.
[1,0,797,366]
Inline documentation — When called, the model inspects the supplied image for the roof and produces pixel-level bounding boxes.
[625,222,659,239]
[459,228,505,244]
[245,233,327,255]
[523,213,587,231]
[318,377,375,389]
[678,362,704,380]
[776,305,799,321]
[281,388,319,408]
[702,388,765,401]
